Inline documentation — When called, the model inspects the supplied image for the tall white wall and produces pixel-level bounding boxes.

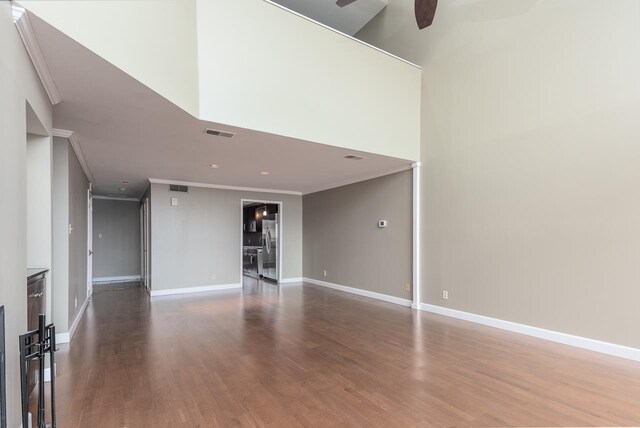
[20,0,421,161]
[0,3,52,426]
[357,0,640,348]
[196,0,421,161]
[19,0,200,116]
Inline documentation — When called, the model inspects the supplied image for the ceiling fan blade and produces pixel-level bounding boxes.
[415,0,437,29]
[336,0,358,7]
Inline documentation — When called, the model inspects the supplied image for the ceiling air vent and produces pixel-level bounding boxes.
[169,185,189,193]
[205,128,235,138]
[344,154,364,160]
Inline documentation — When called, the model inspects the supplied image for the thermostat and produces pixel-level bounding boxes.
[378,220,388,228]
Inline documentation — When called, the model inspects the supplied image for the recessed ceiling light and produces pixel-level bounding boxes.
[121,180,131,184]
[119,187,126,192]
[208,164,220,169]
[260,171,270,175]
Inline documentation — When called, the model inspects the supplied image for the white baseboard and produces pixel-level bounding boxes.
[56,295,90,344]
[303,277,412,307]
[44,364,56,382]
[150,283,242,297]
[279,277,303,284]
[93,275,141,284]
[418,303,640,362]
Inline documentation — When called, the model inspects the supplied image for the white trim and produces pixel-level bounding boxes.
[56,295,90,344]
[93,195,140,202]
[149,178,302,196]
[12,5,61,105]
[279,277,303,284]
[411,162,421,308]
[93,275,141,284]
[303,277,413,307]
[261,0,421,69]
[43,364,55,382]
[150,283,241,297]
[302,164,414,195]
[52,129,95,183]
[55,332,69,344]
[417,303,640,362]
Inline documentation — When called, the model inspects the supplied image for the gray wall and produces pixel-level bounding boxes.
[68,147,89,325]
[92,199,141,278]
[150,184,302,291]
[52,138,70,331]
[52,137,90,331]
[303,171,413,300]
[0,3,52,426]
[357,0,640,348]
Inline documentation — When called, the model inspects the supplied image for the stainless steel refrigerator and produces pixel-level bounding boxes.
[261,213,278,282]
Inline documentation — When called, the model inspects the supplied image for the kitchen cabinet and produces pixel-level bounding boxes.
[26,269,47,395]
[243,207,257,232]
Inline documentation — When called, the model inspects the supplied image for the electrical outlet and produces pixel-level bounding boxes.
[442,290,449,300]
[323,270,327,277]
[405,283,411,292]
[212,274,217,280]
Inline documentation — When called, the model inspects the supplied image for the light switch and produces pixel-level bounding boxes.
[170,197,178,206]
[378,220,388,228]
[98,233,103,239]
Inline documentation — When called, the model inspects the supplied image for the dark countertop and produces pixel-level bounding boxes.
[27,268,49,281]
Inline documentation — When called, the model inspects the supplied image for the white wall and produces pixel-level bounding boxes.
[20,0,421,161]
[52,137,70,332]
[19,0,200,116]
[0,3,52,426]
[196,0,420,161]
[26,133,53,316]
[357,0,640,349]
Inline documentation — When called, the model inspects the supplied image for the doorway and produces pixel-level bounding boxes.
[240,199,283,285]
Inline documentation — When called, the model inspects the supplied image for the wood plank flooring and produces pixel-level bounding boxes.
[50,279,640,427]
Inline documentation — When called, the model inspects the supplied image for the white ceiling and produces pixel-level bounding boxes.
[29,14,411,199]
[270,0,387,36]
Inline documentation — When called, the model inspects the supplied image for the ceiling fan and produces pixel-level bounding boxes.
[336,0,437,29]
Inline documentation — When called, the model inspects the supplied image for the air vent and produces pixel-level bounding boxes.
[344,154,364,160]
[169,185,189,193]
[205,128,235,138]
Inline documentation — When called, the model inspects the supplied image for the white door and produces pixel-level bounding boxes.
[87,186,93,296]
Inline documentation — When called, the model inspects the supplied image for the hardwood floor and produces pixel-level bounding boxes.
[50,279,640,427]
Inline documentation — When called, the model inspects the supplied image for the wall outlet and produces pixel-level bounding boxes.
[323,270,327,277]
[98,233,103,239]
[442,290,449,300]
[405,283,411,292]
[74,297,78,308]
[68,224,73,235]
[211,274,217,280]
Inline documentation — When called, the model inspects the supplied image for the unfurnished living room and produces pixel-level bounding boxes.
[2,0,640,427]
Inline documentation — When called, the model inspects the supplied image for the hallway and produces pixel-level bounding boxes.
[53,282,640,427]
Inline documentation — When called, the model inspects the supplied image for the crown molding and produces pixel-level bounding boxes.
[52,129,95,183]
[148,178,303,196]
[12,3,61,105]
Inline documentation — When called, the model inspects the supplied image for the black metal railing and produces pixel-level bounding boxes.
[19,314,56,428]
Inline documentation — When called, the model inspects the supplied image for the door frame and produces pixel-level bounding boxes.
[87,184,93,296]
[142,197,151,292]
[240,199,283,285]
